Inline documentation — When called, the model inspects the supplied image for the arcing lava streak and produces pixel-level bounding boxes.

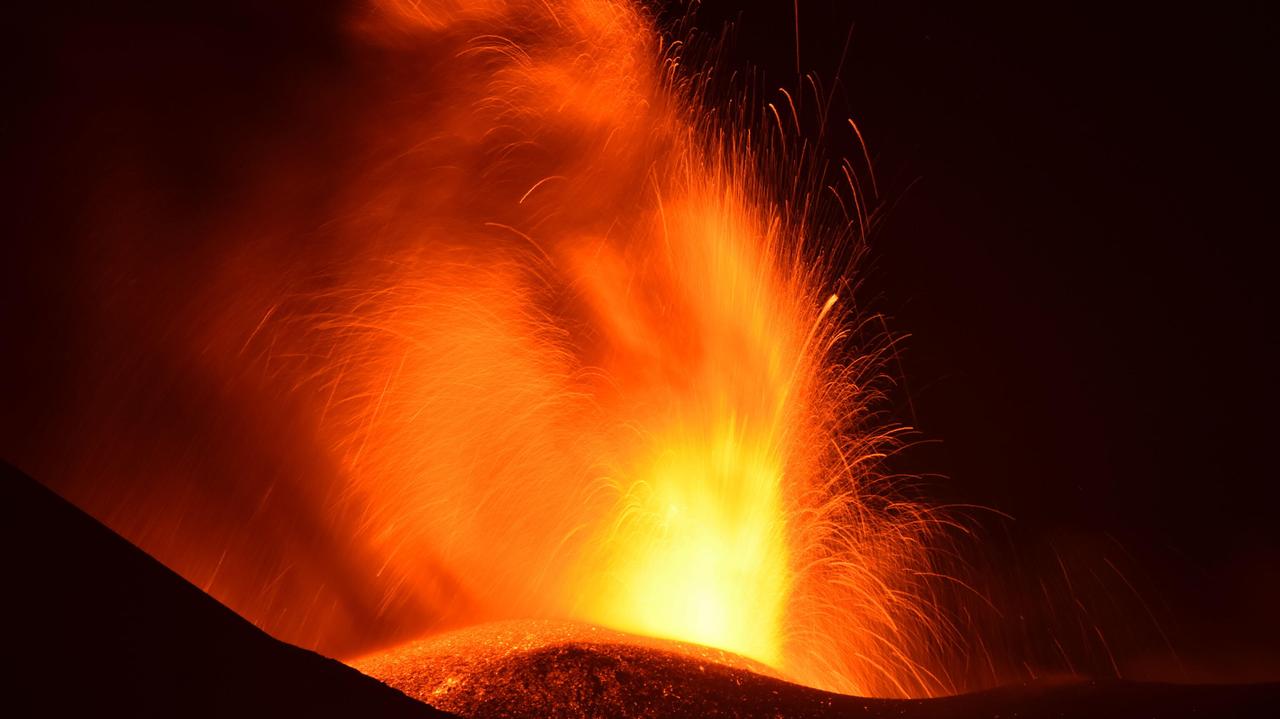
[18,0,956,698]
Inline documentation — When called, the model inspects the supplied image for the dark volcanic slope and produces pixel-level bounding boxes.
[0,461,453,718]
[357,620,1280,719]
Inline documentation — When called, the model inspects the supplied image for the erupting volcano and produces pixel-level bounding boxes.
[6,0,953,698]
[225,0,951,696]
[5,0,1278,717]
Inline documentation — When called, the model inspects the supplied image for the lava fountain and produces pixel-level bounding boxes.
[8,0,955,700]
[301,0,953,696]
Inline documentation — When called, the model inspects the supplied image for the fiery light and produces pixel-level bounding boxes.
[292,0,954,695]
[17,0,969,699]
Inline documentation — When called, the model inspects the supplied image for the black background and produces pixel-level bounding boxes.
[4,0,1277,683]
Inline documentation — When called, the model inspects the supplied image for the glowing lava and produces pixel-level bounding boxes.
[310,0,949,695]
[15,0,953,699]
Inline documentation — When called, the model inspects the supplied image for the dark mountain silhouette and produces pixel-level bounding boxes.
[1,461,453,718]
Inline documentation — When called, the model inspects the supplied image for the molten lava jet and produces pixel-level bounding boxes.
[9,0,956,701]
[304,0,952,696]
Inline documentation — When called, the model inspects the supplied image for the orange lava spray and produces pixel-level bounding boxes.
[270,0,958,696]
[9,0,963,698]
